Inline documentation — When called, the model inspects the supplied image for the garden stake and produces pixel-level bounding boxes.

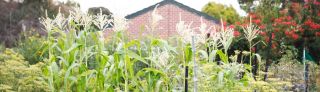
[252,48,258,80]
[185,66,188,92]
[192,36,197,92]
[303,47,309,92]
[305,63,309,92]
[303,47,306,91]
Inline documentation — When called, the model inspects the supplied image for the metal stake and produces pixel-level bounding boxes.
[192,36,197,92]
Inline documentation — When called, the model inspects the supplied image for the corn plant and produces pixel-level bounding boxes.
[41,8,113,91]
[242,17,260,66]
[218,20,234,58]
[40,7,183,91]
[36,5,277,92]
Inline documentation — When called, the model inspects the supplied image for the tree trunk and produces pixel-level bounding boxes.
[263,32,273,81]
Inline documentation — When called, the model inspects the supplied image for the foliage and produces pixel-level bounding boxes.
[259,49,320,91]
[0,49,48,92]
[5,1,315,91]
[36,5,278,91]
[196,62,250,91]
[15,30,48,64]
[88,7,112,15]
[202,2,240,24]
[0,0,76,47]
[317,72,320,90]
[237,0,320,61]
[0,44,4,52]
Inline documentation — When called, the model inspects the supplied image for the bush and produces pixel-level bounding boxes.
[0,49,48,92]
[15,30,48,64]
[197,62,251,91]
[0,44,4,52]
[263,49,320,91]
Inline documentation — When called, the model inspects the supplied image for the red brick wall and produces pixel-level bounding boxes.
[127,3,219,39]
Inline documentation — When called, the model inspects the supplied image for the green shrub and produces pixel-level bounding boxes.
[261,49,320,91]
[15,30,48,64]
[196,62,250,91]
[0,44,4,52]
[317,73,320,90]
[0,49,49,92]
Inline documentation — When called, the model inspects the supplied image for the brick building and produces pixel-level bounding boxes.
[125,0,220,38]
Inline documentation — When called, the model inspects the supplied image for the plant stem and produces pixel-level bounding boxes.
[241,54,244,64]
[121,32,129,92]
[249,41,252,71]
[47,25,55,91]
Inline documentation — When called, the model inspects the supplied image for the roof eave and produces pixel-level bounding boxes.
[125,0,220,24]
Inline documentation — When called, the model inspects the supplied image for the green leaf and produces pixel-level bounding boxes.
[155,80,163,92]
[136,68,169,82]
[151,39,160,46]
[217,50,228,63]
[184,44,192,63]
[244,64,252,70]
[197,50,208,60]
[79,70,97,77]
[125,40,140,48]
[254,53,261,64]
[57,56,69,67]
[209,50,218,62]
[63,43,83,54]
[49,62,59,74]
[126,50,148,65]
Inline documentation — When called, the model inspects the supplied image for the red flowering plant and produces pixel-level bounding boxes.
[222,22,241,37]
[222,21,247,52]
[230,17,275,64]
[227,0,320,62]
[302,0,320,35]
[267,1,320,61]
[270,1,320,54]
[298,0,320,61]
[271,14,301,43]
[237,0,320,61]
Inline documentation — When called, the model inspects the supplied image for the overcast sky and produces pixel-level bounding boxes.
[60,0,247,17]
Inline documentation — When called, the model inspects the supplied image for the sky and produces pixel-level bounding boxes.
[59,0,247,17]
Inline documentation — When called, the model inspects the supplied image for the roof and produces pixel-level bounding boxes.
[125,0,219,24]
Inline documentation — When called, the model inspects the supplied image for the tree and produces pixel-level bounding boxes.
[86,7,113,31]
[0,0,77,47]
[88,7,112,15]
[237,0,320,81]
[202,2,240,24]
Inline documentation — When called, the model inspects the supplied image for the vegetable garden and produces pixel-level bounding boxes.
[0,0,320,92]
